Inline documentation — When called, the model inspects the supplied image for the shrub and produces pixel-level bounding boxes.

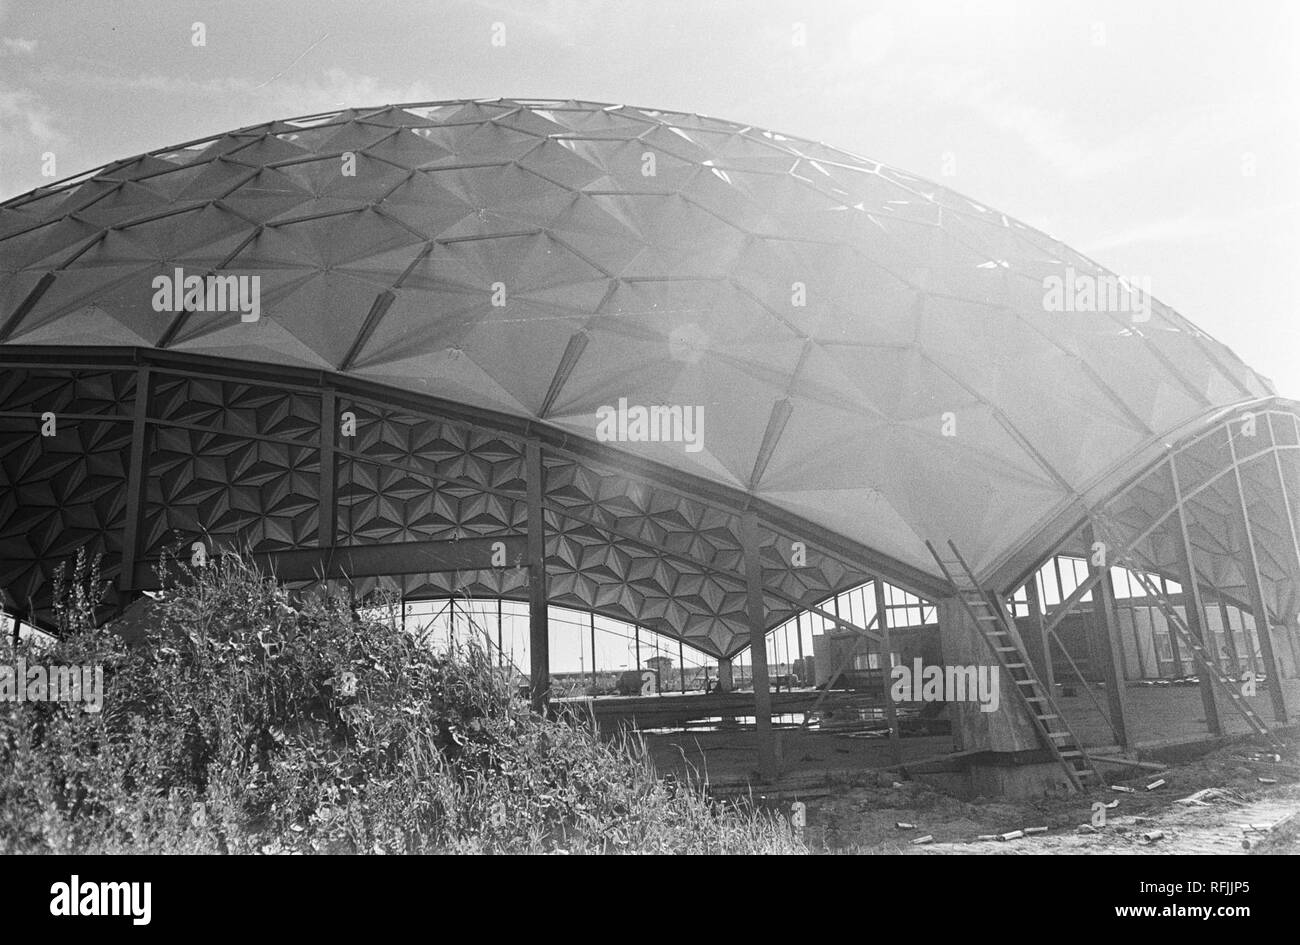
[0,551,801,855]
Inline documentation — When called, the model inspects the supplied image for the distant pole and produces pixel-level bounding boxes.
[741,509,777,782]
[590,611,597,692]
[873,578,903,764]
[525,439,549,713]
[1227,429,1290,723]
[679,638,686,693]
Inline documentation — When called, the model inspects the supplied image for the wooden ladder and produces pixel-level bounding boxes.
[1122,566,1283,751]
[927,539,1105,793]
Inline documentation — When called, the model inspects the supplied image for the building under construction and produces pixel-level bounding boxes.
[1,99,1295,795]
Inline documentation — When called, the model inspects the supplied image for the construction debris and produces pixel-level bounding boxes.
[1146,778,1167,791]
[910,835,934,845]
[1024,826,1048,835]
[998,830,1025,841]
[895,822,916,830]
[1176,788,1226,805]
[1093,755,1166,771]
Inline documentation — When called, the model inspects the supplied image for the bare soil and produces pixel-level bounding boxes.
[805,736,1300,854]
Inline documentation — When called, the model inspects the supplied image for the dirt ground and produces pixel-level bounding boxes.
[804,736,1300,854]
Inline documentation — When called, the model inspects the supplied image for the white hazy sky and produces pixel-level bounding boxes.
[0,0,1296,395]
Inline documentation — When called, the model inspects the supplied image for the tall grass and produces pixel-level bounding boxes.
[0,551,802,855]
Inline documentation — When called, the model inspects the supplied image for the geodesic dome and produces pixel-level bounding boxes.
[0,99,1284,652]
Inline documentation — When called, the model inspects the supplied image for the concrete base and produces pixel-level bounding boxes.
[939,598,1041,753]
[969,760,1077,800]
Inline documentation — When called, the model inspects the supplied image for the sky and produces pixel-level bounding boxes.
[0,0,1296,401]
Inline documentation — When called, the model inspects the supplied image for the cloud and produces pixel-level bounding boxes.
[806,49,1153,181]
[0,83,64,198]
[468,0,611,47]
[783,10,1193,182]
[42,66,444,113]
[933,71,1152,180]
[1079,214,1227,254]
[2,66,445,198]
[0,86,55,137]
[1079,202,1300,254]
[1,36,36,54]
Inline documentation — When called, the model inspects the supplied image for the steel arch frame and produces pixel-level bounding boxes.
[0,344,945,661]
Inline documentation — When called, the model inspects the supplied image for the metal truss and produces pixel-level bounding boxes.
[0,345,943,661]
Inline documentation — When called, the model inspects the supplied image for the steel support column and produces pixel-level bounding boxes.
[590,611,597,692]
[678,637,686,694]
[525,439,549,713]
[117,365,150,592]
[1084,522,1130,748]
[1227,431,1290,723]
[1219,598,1244,675]
[1265,414,1300,671]
[1164,581,1188,677]
[740,509,777,782]
[320,389,337,549]
[1023,571,1055,690]
[1168,454,1222,735]
[717,656,732,692]
[872,578,903,764]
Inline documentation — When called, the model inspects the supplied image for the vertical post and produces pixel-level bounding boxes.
[1219,598,1244,675]
[678,637,686,693]
[740,510,777,782]
[1025,570,1056,689]
[320,389,337,549]
[1265,413,1300,670]
[525,439,549,713]
[497,597,504,667]
[590,611,597,693]
[1227,427,1290,723]
[1162,575,1187,677]
[1119,571,1151,679]
[1169,454,1222,735]
[717,656,733,692]
[1084,522,1130,748]
[118,365,151,592]
[783,624,791,679]
[872,578,903,764]
[634,624,641,673]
